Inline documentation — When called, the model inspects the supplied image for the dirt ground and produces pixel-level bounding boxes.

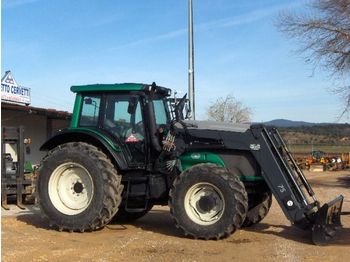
[2,171,350,262]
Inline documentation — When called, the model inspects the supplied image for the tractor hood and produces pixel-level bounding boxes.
[182,120,250,133]
[175,120,253,151]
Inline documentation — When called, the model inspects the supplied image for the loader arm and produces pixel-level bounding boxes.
[249,125,343,245]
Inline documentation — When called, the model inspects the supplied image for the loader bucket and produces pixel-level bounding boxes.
[311,195,344,246]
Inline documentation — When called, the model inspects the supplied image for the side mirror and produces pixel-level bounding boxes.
[184,102,190,119]
[128,96,138,114]
[175,94,187,121]
[84,98,93,105]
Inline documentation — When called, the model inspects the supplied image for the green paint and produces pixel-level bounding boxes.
[70,94,82,128]
[67,127,122,152]
[179,151,225,171]
[24,161,33,173]
[238,175,264,182]
[71,83,144,93]
[179,151,264,182]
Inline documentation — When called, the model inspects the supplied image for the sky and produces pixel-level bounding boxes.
[1,0,348,123]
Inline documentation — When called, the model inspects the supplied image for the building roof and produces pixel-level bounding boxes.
[1,102,71,120]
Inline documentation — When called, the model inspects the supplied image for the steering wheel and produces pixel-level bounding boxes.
[134,121,144,133]
[110,122,131,138]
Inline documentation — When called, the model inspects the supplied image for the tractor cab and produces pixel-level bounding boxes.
[68,83,174,168]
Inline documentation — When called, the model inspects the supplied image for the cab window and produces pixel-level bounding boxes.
[79,95,101,127]
[103,95,144,140]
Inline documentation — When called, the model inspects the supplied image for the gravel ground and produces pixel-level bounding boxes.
[1,171,349,262]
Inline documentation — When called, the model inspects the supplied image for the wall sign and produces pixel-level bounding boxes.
[1,71,31,105]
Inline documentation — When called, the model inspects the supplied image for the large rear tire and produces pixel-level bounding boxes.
[37,142,123,232]
[169,164,248,240]
[243,190,272,227]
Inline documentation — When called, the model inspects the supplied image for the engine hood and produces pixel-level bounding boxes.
[182,120,251,133]
[173,120,254,151]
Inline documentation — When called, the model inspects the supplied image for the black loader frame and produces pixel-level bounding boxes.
[249,125,343,245]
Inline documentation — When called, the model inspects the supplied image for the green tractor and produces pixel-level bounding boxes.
[37,83,343,244]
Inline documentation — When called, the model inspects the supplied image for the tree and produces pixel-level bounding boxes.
[207,94,252,123]
[277,0,350,118]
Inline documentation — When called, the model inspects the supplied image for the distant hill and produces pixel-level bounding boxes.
[264,119,317,127]
[264,120,350,146]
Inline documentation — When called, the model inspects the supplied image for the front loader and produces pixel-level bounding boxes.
[37,82,343,245]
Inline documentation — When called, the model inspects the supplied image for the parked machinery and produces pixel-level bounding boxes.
[1,126,36,209]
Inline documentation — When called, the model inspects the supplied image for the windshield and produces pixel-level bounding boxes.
[153,99,170,125]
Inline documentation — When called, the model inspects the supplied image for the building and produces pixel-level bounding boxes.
[1,71,71,166]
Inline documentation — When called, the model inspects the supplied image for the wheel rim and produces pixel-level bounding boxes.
[184,182,225,225]
[48,162,94,215]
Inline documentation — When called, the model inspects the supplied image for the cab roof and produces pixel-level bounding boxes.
[70,83,171,96]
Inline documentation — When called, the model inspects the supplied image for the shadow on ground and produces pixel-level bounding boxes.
[309,173,350,188]
[15,208,180,236]
[16,212,51,230]
[244,221,350,246]
[109,208,184,238]
[14,206,350,246]
[114,207,350,246]
[337,176,350,188]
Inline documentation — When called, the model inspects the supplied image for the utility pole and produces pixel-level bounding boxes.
[188,0,195,120]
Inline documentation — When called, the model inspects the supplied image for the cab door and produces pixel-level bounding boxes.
[102,94,146,168]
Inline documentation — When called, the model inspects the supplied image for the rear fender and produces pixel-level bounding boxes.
[40,129,128,170]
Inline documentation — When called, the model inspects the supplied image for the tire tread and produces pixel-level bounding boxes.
[38,142,123,232]
[169,164,248,240]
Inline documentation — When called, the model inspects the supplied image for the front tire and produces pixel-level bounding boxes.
[37,142,123,232]
[169,164,248,240]
[243,191,272,227]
